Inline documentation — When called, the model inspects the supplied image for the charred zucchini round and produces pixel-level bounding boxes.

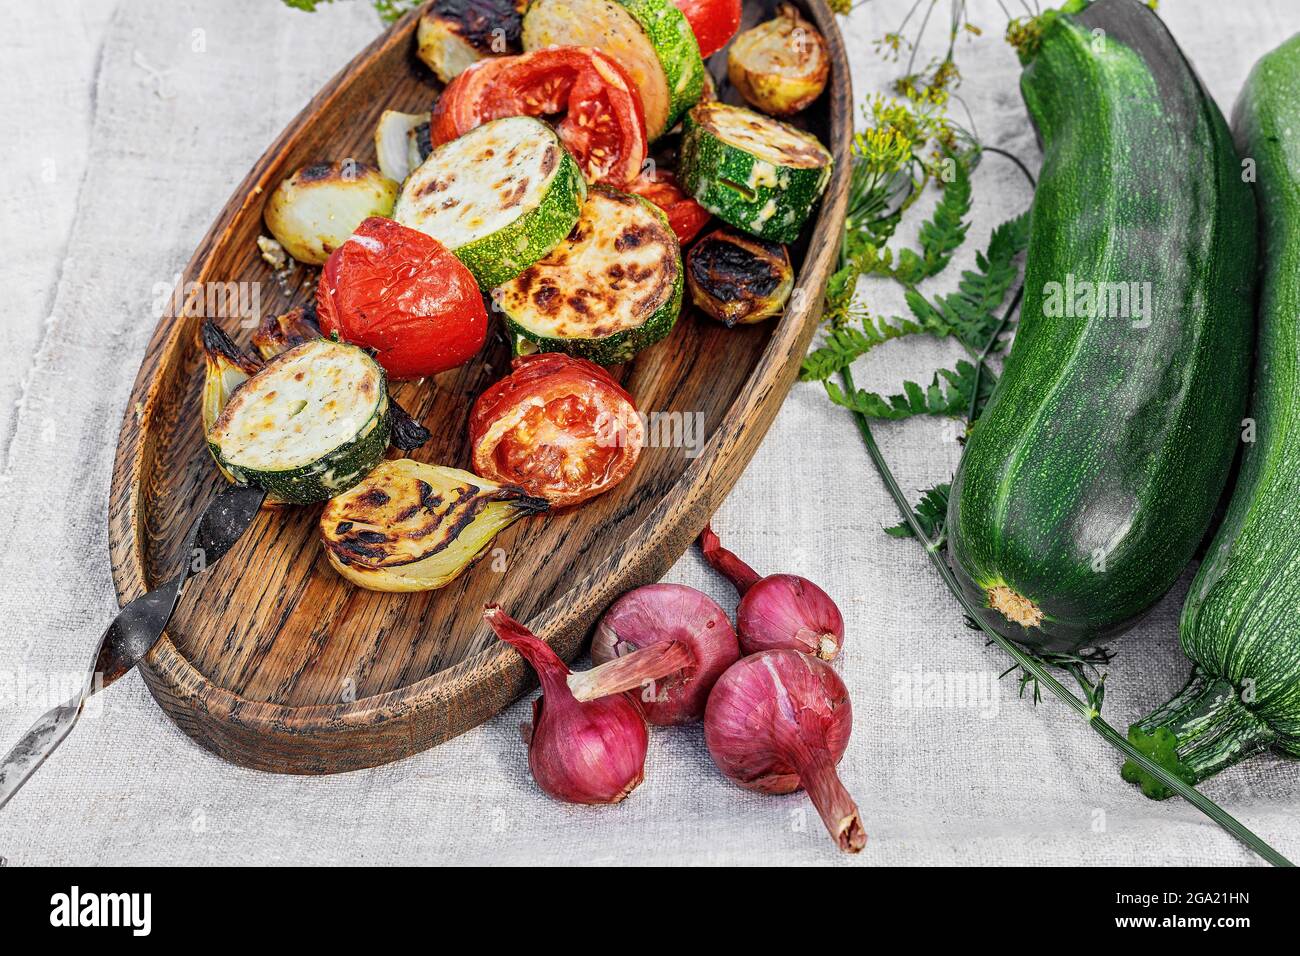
[494,185,683,364]
[394,116,587,289]
[207,338,391,505]
[320,459,549,592]
[686,227,792,326]
[678,101,832,243]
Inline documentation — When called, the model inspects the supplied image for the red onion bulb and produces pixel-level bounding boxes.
[484,604,648,805]
[589,583,741,725]
[704,649,866,853]
[699,524,845,660]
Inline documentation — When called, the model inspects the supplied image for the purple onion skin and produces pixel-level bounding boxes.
[528,693,648,805]
[593,583,740,725]
[704,649,865,853]
[737,574,845,660]
[486,605,648,805]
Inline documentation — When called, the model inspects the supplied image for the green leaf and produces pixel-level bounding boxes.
[800,314,925,381]
[886,154,973,284]
[280,0,419,20]
[901,210,1030,352]
[824,359,996,420]
[885,482,951,538]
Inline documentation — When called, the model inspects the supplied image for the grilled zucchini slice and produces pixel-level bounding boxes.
[207,338,390,505]
[495,185,683,364]
[522,0,706,141]
[417,0,524,84]
[394,116,587,289]
[251,306,431,452]
[679,101,832,243]
[320,459,549,592]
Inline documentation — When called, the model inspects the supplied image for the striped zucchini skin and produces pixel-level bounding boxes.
[1123,34,1300,798]
[209,341,392,505]
[498,187,683,364]
[679,103,832,243]
[619,0,705,135]
[945,0,1257,654]
[455,144,587,289]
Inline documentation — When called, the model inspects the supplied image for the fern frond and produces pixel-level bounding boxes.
[884,482,951,539]
[885,155,973,285]
[800,314,925,381]
[824,359,996,421]
[901,210,1030,351]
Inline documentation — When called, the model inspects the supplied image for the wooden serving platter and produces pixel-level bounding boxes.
[108,0,852,773]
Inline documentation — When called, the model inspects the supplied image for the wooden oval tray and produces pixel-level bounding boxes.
[109,0,852,773]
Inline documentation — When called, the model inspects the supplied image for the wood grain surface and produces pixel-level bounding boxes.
[107,0,853,773]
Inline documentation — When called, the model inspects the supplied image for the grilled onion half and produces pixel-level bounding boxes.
[320,459,549,592]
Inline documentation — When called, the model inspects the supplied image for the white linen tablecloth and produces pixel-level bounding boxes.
[1,0,1297,866]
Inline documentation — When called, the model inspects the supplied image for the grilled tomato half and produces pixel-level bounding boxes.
[316,216,488,380]
[470,354,644,508]
[431,47,647,186]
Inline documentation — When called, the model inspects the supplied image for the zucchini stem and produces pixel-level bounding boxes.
[1122,669,1278,800]
[838,365,1292,867]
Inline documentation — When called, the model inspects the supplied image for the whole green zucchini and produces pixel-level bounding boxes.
[1122,34,1300,798]
[944,0,1257,654]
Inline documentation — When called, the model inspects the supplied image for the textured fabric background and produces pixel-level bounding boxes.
[1,0,1297,866]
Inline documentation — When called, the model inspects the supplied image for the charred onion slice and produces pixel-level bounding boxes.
[252,305,321,361]
[416,0,525,84]
[686,227,792,326]
[201,320,263,485]
[320,460,548,592]
[726,4,828,117]
[470,353,644,508]
[374,109,433,184]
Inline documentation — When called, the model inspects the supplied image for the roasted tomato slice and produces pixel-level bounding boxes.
[431,47,647,186]
[674,0,742,59]
[470,354,644,508]
[316,216,488,380]
[629,169,712,244]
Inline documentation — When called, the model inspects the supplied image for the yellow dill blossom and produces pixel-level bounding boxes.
[928,59,960,95]
[826,0,852,14]
[874,31,908,60]
[853,125,913,177]
[1006,17,1038,56]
